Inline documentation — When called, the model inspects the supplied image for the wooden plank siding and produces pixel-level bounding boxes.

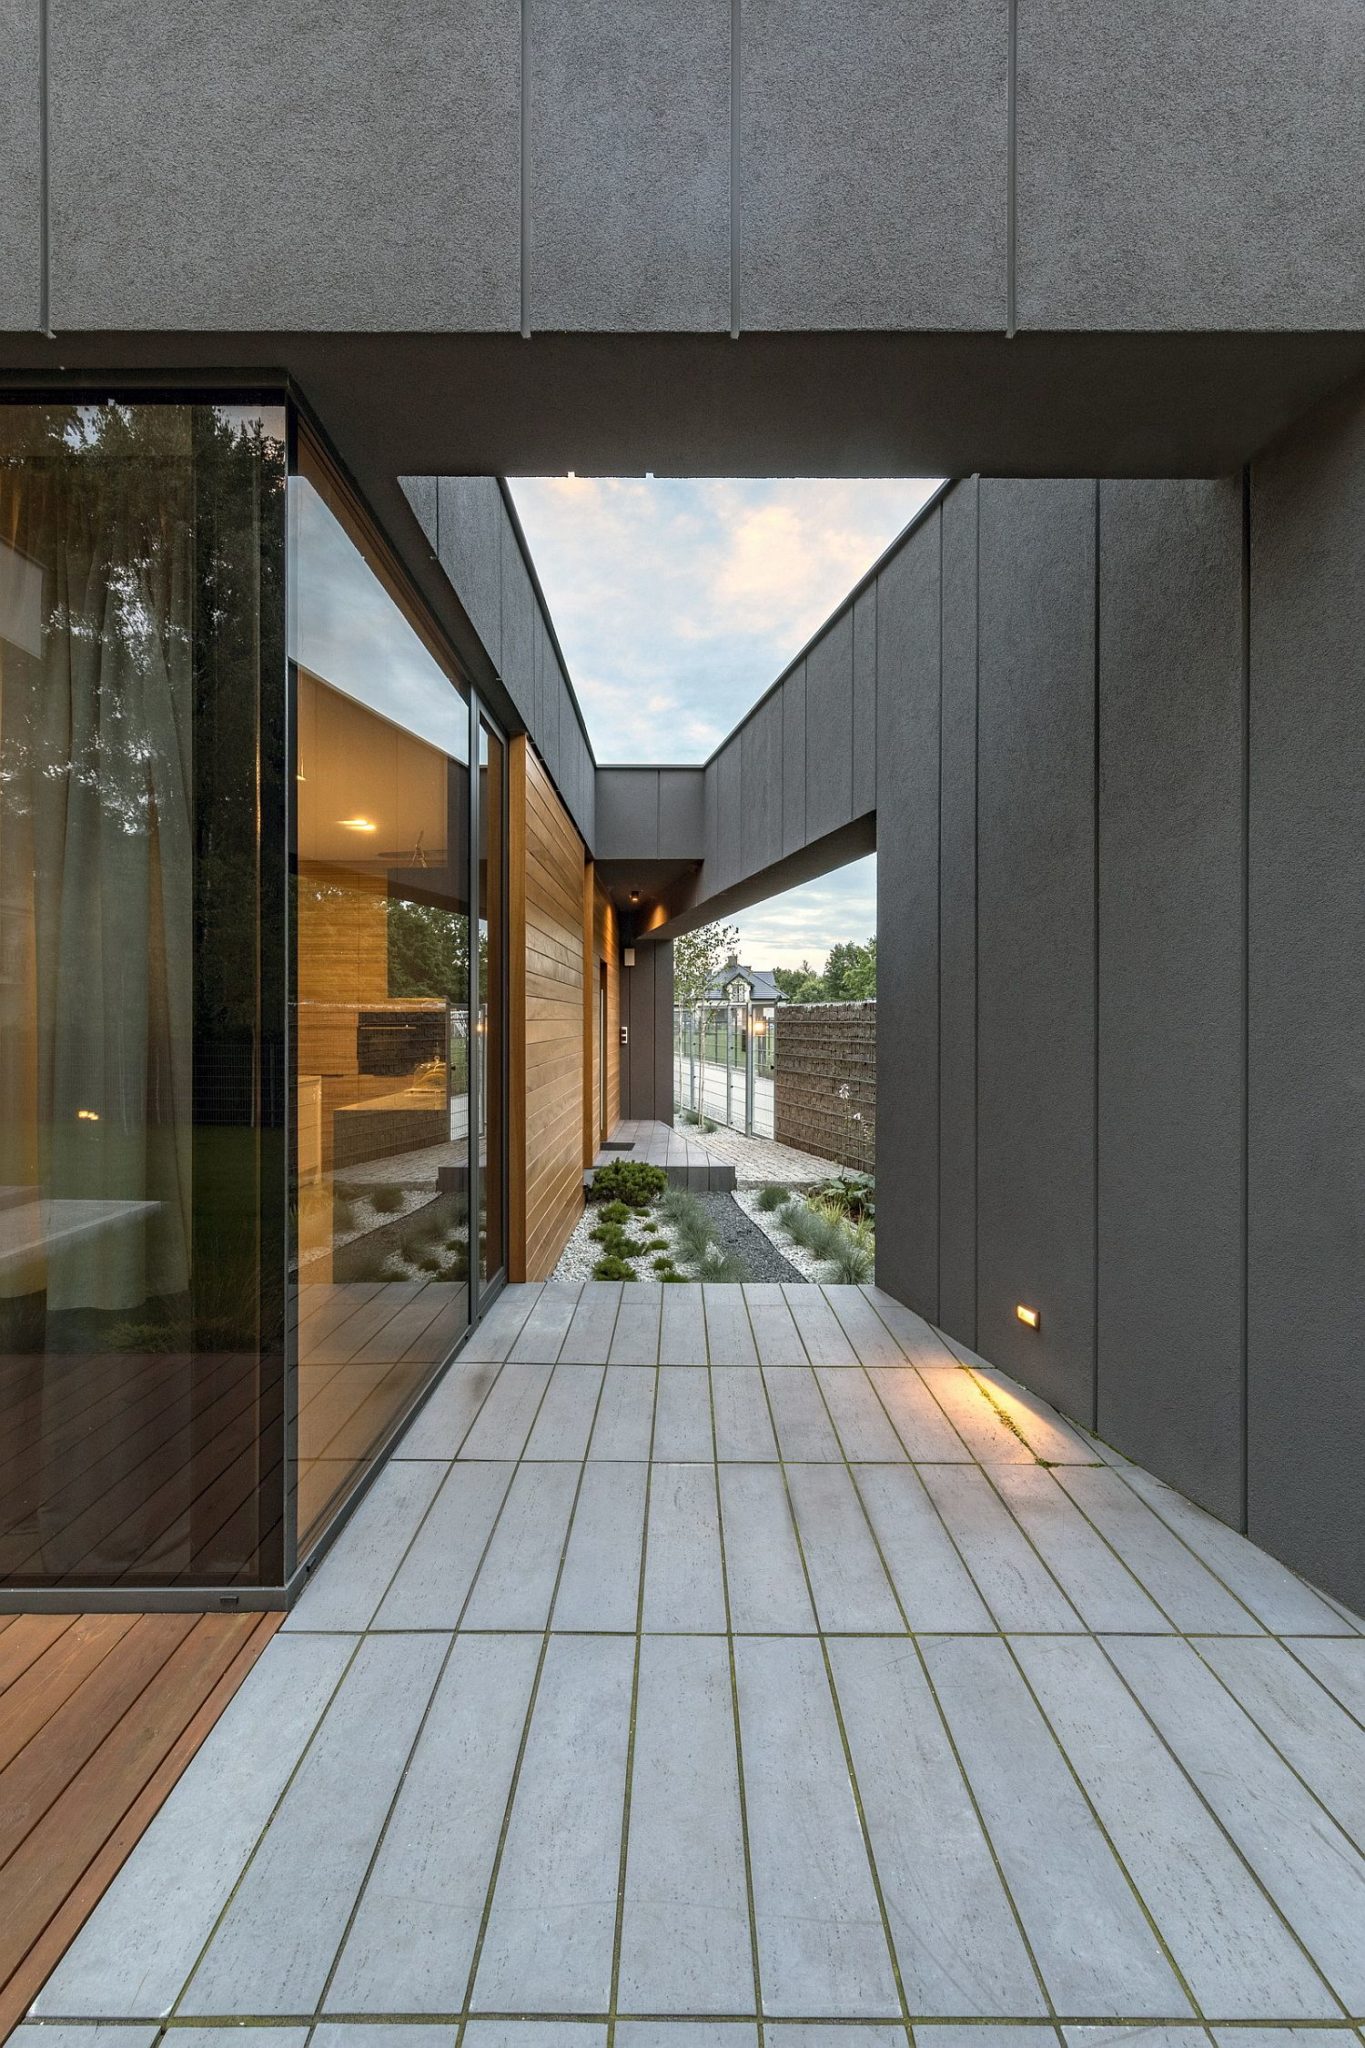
[509,738,591,1281]
[0,1608,280,2039]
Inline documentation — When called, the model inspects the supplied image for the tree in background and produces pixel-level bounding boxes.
[773,936,876,1003]
[673,920,740,1006]
[772,960,827,1003]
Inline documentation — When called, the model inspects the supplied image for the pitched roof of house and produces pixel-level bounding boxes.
[704,963,784,1003]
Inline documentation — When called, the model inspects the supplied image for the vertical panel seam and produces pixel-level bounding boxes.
[972,476,981,1349]
[936,505,945,1325]
[730,0,742,337]
[1006,0,1018,337]
[1240,465,1252,1535]
[519,0,531,337]
[38,0,51,335]
[1092,480,1102,1433]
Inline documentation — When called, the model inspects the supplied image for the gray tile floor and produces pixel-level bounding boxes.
[24,1283,1365,2048]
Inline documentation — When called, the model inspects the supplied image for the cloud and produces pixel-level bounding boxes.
[729,855,877,969]
[509,476,940,765]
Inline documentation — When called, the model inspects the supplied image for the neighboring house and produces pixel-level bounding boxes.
[703,963,785,1005]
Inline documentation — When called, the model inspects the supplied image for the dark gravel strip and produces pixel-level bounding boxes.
[694,1191,807,1284]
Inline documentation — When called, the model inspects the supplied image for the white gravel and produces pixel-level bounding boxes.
[551,1202,686,1284]
[733,1189,829,1281]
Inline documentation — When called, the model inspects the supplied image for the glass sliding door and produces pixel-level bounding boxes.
[477,720,505,1291]
[0,399,286,1590]
[289,437,476,1552]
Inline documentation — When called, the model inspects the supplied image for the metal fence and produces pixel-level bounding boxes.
[673,1001,777,1139]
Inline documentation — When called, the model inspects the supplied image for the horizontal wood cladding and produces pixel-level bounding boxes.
[510,737,588,1281]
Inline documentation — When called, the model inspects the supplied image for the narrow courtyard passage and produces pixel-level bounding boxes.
[25,1283,1365,2043]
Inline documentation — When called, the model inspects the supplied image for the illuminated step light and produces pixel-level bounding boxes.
[339,817,376,832]
[1016,1303,1040,1330]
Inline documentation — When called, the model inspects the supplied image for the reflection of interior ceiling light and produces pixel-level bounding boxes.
[630,889,640,902]
[339,818,376,831]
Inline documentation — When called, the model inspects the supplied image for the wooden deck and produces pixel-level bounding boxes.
[0,1606,280,2040]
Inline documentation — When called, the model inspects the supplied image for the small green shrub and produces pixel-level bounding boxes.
[589,1159,668,1207]
[369,1183,406,1215]
[652,1254,679,1275]
[659,1270,690,1283]
[332,1197,358,1234]
[755,1183,790,1213]
[811,1169,875,1221]
[593,1254,637,1280]
[827,1239,874,1283]
[598,1200,632,1224]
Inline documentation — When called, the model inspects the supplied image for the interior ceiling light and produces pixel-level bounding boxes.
[339,817,377,832]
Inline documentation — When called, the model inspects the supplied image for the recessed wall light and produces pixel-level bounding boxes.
[1016,1303,1040,1330]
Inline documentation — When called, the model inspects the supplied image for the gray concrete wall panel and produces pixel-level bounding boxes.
[851,585,878,820]
[1247,383,1365,1607]
[874,513,941,1319]
[740,691,784,879]
[499,523,537,729]
[1017,0,1365,332]
[597,770,660,859]
[657,770,706,858]
[937,481,978,1344]
[781,667,807,859]
[740,0,1007,328]
[47,0,520,329]
[1096,480,1246,1527]
[436,479,503,674]
[804,610,854,845]
[0,2,41,330]
[975,481,1096,1424]
[527,0,730,331]
[717,741,743,896]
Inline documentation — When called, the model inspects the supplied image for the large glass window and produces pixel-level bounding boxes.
[0,400,286,1588]
[478,720,505,1289]
[289,440,475,1551]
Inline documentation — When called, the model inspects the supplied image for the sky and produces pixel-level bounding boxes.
[509,476,941,967]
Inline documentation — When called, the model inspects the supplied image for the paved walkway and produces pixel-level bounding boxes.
[25,1283,1365,2045]
[669,1120,834,1187]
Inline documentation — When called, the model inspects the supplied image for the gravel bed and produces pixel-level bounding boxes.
[551,1190,806,1285]
[734,1188,829,1282]
[551,1202,685,1285]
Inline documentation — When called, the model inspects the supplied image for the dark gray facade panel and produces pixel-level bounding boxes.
[974,481,1096,1424]
[781,666,807,858]
[1247,384,1365,1609]
[596,769,660,860]
[804,610,854,845]
[937,481,978,1344]
[717,741,743,895]
[1016,0,1365,331]
[47,0,521,328]
[398,474,439,552]
[0,2,41,329]
[499,521,537,729]
[436,478,503,672]
[1095,480,1246,1526]
[874,513,941,1319]
[657,769,706,857]
[527,0,729,331]
[740,692,783,878]
[704,757,721,881]
[623,943,655,1117]
[740,0,1007,328]
[851,584,878,818]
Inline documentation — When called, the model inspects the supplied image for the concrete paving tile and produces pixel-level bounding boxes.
[853,1465,995,1632]
[182,1633,446,2015]
[462,1461,580,1629]
[919,1467,1084,1632]
[735,1635,901,2019]
[554,1461,648,1630]
[719,1463,817,1632]
[283,1458,446,1633]
[325,1635,540,2012]
[830,1637,1047,2016]
[464,2027,605,2046]
[652,1367,715,1459]
[13,2033,161,2048]
[1063,2033,1205,2048]
[33,1632,354,2017]
[923,1635,1190,2018]
[589,1365,656,1458]
[960,1364,1098,1463]
[703,1285,760,1365]
[395,1359,502,1457]
[918,2033,1057,2048]
[1016,1635,1337,2017]
[461,1285,542,1361]
[473,1634,634,2014]
[558,1283,622,1363]
[659,1287,708,1365]
[866,1367,972,1462]
[748,1297,810,1367]
[766,2029,905,2048]
[712,1365,779,1459]
[1197,1635,1365,1847]
[764,1368,843,1460]
[458,1362,552,1459]
[615,2029,756,2046]
[923,1369,1036,1464]
[163,2034,308,2048]
[816,1367,906,1460]
[618,1634,753,2012]
[643,1463,727,1631]
[822,1285,906,1365]
[314,2029,452,2048]
[860,1284,958,1367]
[1106,1634,1365,2010]
[1283,1635,1365,1720]
[785,1463,902,1633]
[1055,1468,1258,1633]
[506,1284,581,1363]
[523,1363,604,1459]
[609,1296,662,1366]
[990,1468,1171,1632]
[1210,2033,1360,2048]
[1121,1470,1353,1635]
[373,1461,513,1629]
[782,1285,857,1365]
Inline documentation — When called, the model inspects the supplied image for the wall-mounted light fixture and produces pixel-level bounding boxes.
[629,889,640,903]
[1016,1303,1040,1330]
[623,947,636,968]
